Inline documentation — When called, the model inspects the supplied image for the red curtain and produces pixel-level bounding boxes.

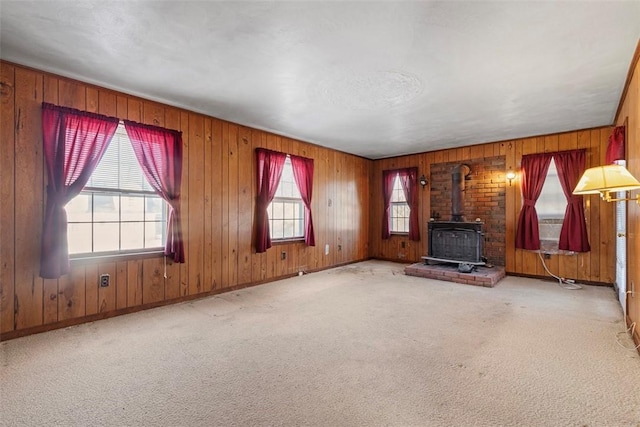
[381,169,397,239]
[40,103,119,278]
[398,167,420,241]
[515,153,552,250]
[555,150,590,252]
[255,148,287,253]
[290,154,316,247]
[124,121,185,263]
[605,126,625,164]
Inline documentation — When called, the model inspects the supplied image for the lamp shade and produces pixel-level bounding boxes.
[573,165,640,195]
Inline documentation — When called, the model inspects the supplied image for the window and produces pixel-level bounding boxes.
[536,158,565,252]
[267,156,305,240]
[66,123,167,256]
[390,173,409,233]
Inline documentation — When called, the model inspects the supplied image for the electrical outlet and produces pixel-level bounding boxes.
[99,274,110,288]
[401,241,406,249]
[281,251,286,260]
[325,244,329,255]
[338,245,342,251]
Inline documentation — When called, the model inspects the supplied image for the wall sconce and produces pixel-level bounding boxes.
[505,169,516,186]
[573,164,640,204]
[419,174,428,188]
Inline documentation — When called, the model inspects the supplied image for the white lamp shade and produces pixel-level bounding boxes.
[573,165,640,195]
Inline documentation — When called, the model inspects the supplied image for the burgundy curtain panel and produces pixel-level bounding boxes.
[40,103,119,279]
[605,126,625,164]
[255,148,287,253]
[290,154,316,247]
[554,150,590,252]
[124,121,185,263]
[515,153,552,250]
[381,169,397,239]
[398,167,420,241]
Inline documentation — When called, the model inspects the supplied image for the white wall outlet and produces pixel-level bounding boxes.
[325,244,329,255]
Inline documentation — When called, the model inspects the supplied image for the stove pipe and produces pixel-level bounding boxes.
[451,164,471,222]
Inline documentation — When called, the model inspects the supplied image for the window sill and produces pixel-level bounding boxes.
[390,232,409,236]
[271,238,305,245]
[70,250,165,266]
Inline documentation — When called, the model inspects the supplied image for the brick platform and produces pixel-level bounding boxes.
[404,262,506,287]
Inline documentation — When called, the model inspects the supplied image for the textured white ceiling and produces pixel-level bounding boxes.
[1,1,639,159]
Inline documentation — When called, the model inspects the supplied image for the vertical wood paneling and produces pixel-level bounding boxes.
[179,111,189,297]
[202,118,213,292]
[221,122,231,285]
[127,260,143,307]
[84,264,98,316]
[227,124,239,286]
[0,63,16,333]
[188,113,205,295]
[251,129,266,282]
[42,75,59,325]
[617,50,639,339]
[13,67,44,329]
[98,263,116,313]
[211,119,224,289]
[116,261,127,310]
[237,127,253,284]
[163,107,182,300]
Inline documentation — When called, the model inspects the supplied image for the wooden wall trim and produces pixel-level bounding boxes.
[615,39,640,125]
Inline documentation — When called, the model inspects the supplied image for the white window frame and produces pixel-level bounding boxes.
[536,158,566,253]
[390,173,410,234]
[66,122,167,258]
[267,156,305,241]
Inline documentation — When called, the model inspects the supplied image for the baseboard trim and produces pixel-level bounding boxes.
[1,258,370,341]
[625,314,640,356]
[505,271,613,287]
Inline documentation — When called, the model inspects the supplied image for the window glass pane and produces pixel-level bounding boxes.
[391,174,407,203]
[66,193,92,223]
[267,156,306,240]
[93,222,120,252]
[271,219,284,239]
[93,194,119,222]
[121,195,144,221]
[537,159,565,220]
[275,157,301,199]
[145,196,164,221]
[121,222,145,251]
[537,159,566,251]
[272,202,284,220]
[89,139,119,189]
[145,222,164,248]
[284,202,295,219]
[68,223,92,254]
[86,124,154,192]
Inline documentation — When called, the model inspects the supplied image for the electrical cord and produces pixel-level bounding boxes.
[616,322,640,351]
[537,251,582,290]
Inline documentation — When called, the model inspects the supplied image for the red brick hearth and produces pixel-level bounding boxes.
[404,262,506,287]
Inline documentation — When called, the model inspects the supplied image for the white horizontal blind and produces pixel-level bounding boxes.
[87,123,154,192]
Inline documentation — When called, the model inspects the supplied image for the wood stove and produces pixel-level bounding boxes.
[424,221,484,265]
[422,164,485,269]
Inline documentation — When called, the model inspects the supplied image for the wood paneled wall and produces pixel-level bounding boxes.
[370,128,616,285]
[0,62,371,336]
[616,42,640,344]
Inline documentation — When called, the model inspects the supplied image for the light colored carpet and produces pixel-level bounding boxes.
[1,260,639,426]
